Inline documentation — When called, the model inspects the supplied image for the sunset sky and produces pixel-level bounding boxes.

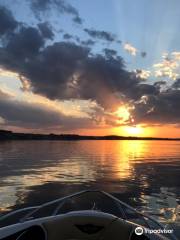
[0,0,180,137]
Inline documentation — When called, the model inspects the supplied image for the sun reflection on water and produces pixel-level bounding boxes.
[0,140,179,222]
[110,140,145,179]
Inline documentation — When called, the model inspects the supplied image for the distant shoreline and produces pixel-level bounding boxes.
[0,129,180,141]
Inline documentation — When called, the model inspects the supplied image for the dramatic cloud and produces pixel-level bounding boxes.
[103,48,117,58]
[154,58,178,80]
[76,56,137,110]
[0,20,166,126]
[0,24,158,119]
[81,39,95,46]
[30,0,83,24]
[63,33,73,40]
[1,28,140,107]
[124,43,137,56]
[1,2,180,130]
[133,89,180,125]
[19,76,31,91]
[38,22,54,40]
[84,28,116,42]
[0,89,92,130]
[0,5,18,36]
[134,69,151,79]
[153,52,180,80]
[22,42,90,99]
[172,78,180,89]
[5,26,44,60]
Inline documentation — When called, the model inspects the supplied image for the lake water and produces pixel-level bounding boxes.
[0,140,180,231]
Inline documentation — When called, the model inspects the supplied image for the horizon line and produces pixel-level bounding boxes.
[0,129,180,140]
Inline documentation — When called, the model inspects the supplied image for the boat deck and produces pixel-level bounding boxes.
[0,190,178,239]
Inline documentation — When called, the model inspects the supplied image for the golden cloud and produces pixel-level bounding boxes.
[0,68,19,78]
[134,69,151,79]
[153,54,179,80]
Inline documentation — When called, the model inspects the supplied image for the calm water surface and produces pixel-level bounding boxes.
[0,140,180,228]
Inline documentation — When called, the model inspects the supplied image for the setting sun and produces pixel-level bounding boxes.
[112,125,153,137]
[0,2,180,239]
[125,126,142,136]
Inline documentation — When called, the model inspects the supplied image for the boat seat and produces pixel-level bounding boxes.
[43,210,139,240]
[0,211,167,240]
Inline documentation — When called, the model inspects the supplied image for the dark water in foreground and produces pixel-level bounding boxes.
[0,140,179,228]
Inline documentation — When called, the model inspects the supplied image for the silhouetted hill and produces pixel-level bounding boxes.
[0,129,180,141]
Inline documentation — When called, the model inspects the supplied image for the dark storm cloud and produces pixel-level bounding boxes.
[141,51,147,58]
[0,89,62,126]
[0,5,18,36]
[63,33,73,39]
[153,81,167,87]
[78,55,138,100]
[0,23,46,75]
[22,42,90,99]
[132,89,180,125]
[81,39,95,46]
[0,4,180,127]
[172,78,180,89]
[38,22,54,40]
[103,48,117,58]
[0,32,157,112]
[153,81,167,91]
[30,0,83,24]
[63,33,85,44]
[126,84,159,100]
[73,16,83,25]
[0,89,92,129]
[5,26,44,60]
[84,28,116,42]
[1,39,144,110]
[1,22,180,126]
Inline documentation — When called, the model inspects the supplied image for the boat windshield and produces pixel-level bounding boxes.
[0,190,163,231]
[53,191,162,229]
